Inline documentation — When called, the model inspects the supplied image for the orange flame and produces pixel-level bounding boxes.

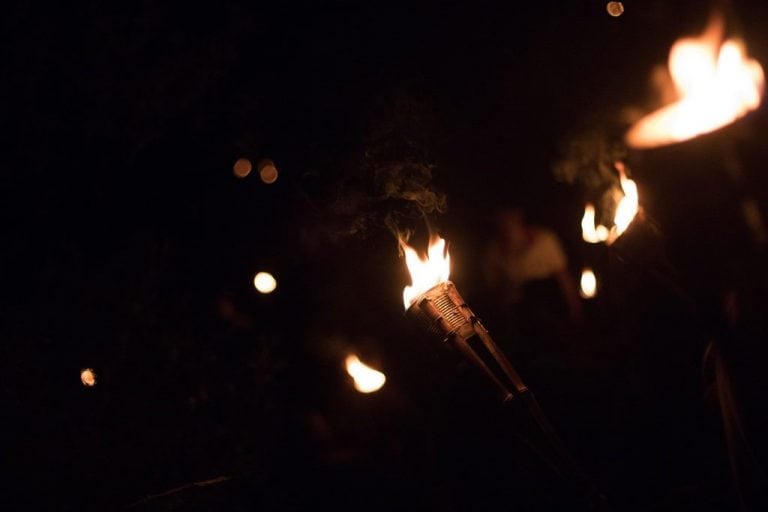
[401,235,450,310]
[627,16,764,148]
[345,354,386,393]
[611,163,639,240]
[581,163,639,245]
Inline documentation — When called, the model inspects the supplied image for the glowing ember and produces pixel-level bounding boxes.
[253,272,277,294]
[80,368,97,387]
[401,235,451,310]
[581,163,639,245]
[627,16,764,148]
[580,268,597,298]
[345,354,386,393]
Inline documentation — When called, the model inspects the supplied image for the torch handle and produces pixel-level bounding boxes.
[472,320,529,395]
[519,391,611,510]
[407,282,609,509]
[453,337,517,401]
[458,322,611,510]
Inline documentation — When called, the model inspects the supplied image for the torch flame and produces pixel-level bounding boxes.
[627,15,764,148]
[345,354,386,393]
[581,163,639,245]
[580,268,597,299]
[581,204,610,243]
[612,163,639,239]
[401,234,451,310]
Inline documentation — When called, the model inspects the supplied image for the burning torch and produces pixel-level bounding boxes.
[400,234,610,510]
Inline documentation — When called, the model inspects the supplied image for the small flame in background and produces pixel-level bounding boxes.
[81,368,97,387]
[345,354,386,393]
[401,235,451,310]
[626,15,764,148]
[580,268,597,298]
[581,163,639,245]
[581,204,610,244]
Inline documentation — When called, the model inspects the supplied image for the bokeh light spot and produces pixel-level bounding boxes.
[253,272,277,294]
[606,2,624,17]
[258,159,278,184]
[233,158,252,178]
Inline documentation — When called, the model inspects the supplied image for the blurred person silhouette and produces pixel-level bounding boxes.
[483,207,583,355]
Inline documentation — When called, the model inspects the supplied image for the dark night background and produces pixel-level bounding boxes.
[5,1,768,510]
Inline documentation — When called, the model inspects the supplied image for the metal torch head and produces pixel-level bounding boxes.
[405,281,476,342]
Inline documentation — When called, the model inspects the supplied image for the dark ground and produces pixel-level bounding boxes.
[4,1,768,510]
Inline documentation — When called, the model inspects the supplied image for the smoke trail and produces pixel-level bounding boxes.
[299,89,447,246]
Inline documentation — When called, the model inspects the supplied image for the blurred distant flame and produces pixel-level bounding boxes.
[580,268,597,298]
[81,368,97,387]
[345,354,386,393]
[581,204,610,243]
[627,15,764,148]
[401,235,450,310]
[581,163,639,245]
